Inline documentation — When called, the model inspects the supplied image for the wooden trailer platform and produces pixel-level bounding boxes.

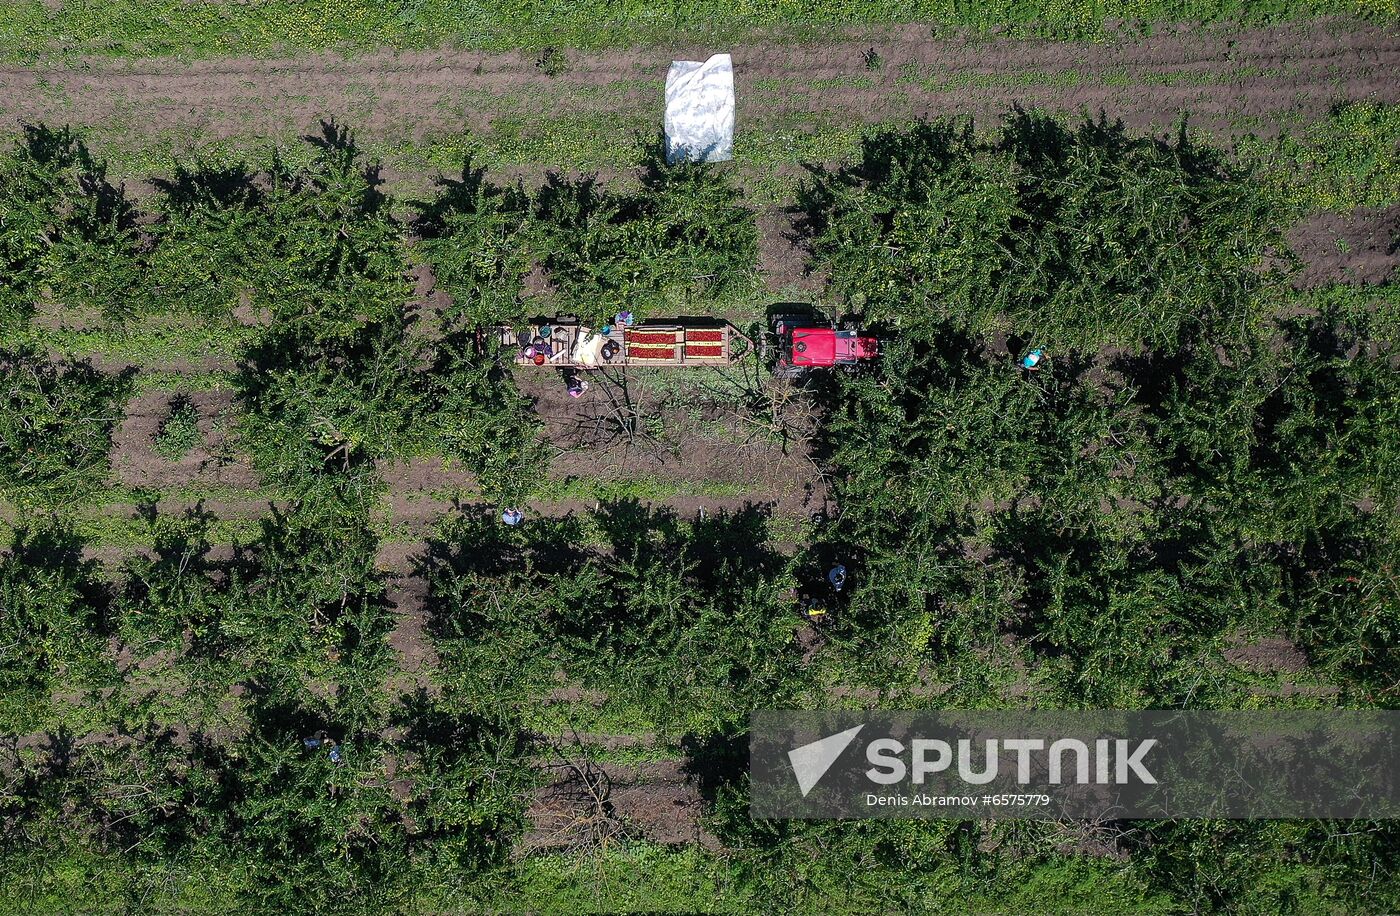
[499,317,751,369]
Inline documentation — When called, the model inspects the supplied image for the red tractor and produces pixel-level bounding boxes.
[769,310,879,378]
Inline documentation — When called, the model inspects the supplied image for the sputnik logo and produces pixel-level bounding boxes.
[788,725,864,797]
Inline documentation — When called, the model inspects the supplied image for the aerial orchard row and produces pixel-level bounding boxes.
[1,113,1398,910]
[0,113,1296,502]
[1,114,1397,707]
[0,122,765,505]
[0,122,761,332]
[6,455,1397,911]
[798,112,1399,708]
[2,114,1396,711]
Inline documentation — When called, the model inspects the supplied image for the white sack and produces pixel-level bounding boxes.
[664,53,734,164]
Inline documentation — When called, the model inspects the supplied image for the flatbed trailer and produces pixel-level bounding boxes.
[499,316,752,370]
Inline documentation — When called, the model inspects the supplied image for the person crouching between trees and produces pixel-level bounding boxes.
[564,369,590,398]
[802,564,850,624]
[302,731,344,764]
[827,564,848,592]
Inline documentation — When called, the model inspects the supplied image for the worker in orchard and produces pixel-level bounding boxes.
[827,564,848,592]
[1022,348,1045,371]
[565,370,590,398]
[502,507,524,526]
[302,731,344,764]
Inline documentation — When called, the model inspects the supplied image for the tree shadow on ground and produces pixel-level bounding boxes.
[150,158,262,212]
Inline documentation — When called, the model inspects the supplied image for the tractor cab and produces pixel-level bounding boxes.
[771,312,879,377]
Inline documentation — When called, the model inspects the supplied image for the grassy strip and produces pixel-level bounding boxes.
[0,1,1385,61]
[97,482,269,504]
[131,370,236,394]
[397,474,776,508]
[542,476,756,502]
[0,486,273,550]
[452,840,1173,915]
[0,472,803,551]
[530,742,685,766]
[465,844,744,915]
[521,694,684,739]
[16,314,254,369]
[416,100,1400,211]
[0,511,263,551]
[0,511,810,558]
[65,107,862,205]
[59,98,1400,217]
[1243,101,1400,212]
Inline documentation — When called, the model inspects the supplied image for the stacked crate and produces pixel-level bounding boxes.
[623,326,729,364]
[624,327,683,362]
[683,327,726,361]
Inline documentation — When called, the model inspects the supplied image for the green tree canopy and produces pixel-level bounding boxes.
[803,112,1288,353]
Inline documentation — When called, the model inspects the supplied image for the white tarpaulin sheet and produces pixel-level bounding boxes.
[664,53,734,164]
[572,329,605,367]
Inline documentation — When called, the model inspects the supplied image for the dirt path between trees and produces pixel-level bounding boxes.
[1288,204,1400,288]
[1,19,1395,186]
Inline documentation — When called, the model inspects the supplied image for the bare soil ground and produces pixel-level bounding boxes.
[517,370,827,517]
[525,757,713,852]
[1224,632,1310,674]
[111,389,258,490]
[759,208,820,293]
[377,540,438,696]
[1288,204,1400,288]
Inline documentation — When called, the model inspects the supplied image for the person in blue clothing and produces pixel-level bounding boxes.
[827,564,848,592]
[1022,348,1045,371]
[303,731,343,763]
[502,507,524,526]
